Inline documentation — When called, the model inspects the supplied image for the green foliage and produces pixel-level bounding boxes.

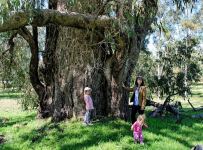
[67,0,77,6]
[133,51,156,84]
[150,38,201,98]
[0,33,38,110]
[134,36,202,100]
[176,72,186,90]
[20,82,38,110]
[187,62,202,81]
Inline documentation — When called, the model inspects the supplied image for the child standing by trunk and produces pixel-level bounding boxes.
[83,87,94,126]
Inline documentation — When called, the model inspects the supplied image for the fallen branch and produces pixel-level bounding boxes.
[146,99,182,122]
[187,98,196,111]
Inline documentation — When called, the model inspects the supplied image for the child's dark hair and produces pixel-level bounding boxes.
[134,76,144,87]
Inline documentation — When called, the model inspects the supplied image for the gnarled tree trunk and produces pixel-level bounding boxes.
[0,0,158,121]
[39,1,59,118]
[50,0,158,121]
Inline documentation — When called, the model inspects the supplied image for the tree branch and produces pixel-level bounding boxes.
[0,9,115,32]
[18,26,45,96]
[18,27,35,48]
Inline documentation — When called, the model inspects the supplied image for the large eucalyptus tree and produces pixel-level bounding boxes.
[0,0,196,121]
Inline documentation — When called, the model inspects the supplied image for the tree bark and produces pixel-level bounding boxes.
[52,27,109,121]
[37,1,60,118]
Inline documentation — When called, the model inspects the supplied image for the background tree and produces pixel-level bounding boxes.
[132,0,202,118]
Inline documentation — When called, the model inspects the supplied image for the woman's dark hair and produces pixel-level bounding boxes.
[134,76,144,87]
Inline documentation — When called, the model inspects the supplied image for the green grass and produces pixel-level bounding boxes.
[0,111,202,150]
[190,82,203,102]
[0,83,203,150]
[0,88,22,100]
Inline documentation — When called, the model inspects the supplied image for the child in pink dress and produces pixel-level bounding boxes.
[83,87,94,125]
[131,114,148,145]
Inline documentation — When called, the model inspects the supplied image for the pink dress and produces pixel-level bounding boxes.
[84,95,94,110]
[83,94,94,124]
[132,121,143,143]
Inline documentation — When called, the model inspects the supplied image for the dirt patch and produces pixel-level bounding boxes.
[0,99,21,112]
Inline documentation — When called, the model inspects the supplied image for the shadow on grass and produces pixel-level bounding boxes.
[21,122,64,144]
[18,118,132,150]
[0,113,35,128]
[145,110,203,148]
[60,119,132,150]
[191,92,203,97]
[192,82,203,86]
[10,112,203,150]
[0,95,21,99]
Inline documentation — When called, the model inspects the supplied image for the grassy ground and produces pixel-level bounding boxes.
[0,83,203,150]
[0,89,21,100]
